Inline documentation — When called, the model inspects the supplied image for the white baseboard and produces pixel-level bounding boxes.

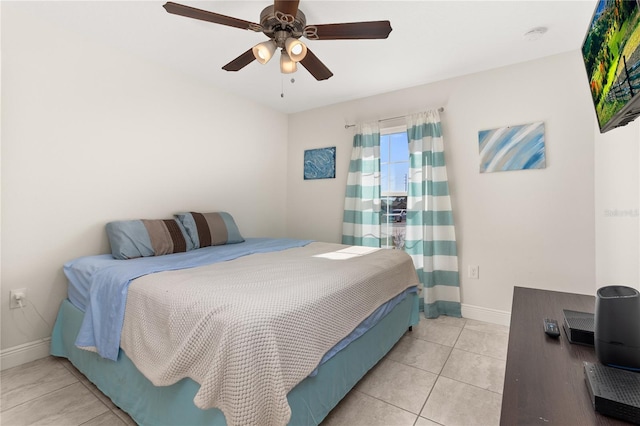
[461,303,511,327]
[1,338,51,371]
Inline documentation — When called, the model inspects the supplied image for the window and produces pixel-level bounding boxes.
[380,129,408,249]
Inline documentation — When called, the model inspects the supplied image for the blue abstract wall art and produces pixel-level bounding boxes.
[478,122,546,173]
[304,147,336,180]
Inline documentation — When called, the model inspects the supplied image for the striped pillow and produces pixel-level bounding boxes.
[175,212,244,249]
[106,219,193,260]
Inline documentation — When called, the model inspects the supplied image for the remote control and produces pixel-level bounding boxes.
[544,318,560,338]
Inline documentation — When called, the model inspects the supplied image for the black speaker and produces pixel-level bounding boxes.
[595,286,640,371]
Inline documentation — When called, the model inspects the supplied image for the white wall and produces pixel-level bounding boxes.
[287,51,597,322]
[594,119,640,289]
[4,4,638,369]
[1,5,288,364]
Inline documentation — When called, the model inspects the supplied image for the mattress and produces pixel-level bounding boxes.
[64,239,417,370]
[61,238,420,425]
[63,239,417,370]
[66,244,414,371]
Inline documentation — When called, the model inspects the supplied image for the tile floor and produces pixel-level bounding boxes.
[0,316,509,426]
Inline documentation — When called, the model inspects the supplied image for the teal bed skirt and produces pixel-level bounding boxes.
[50,295,419,425]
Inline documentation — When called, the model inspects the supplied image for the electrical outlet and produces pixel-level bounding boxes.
[468,265,479,280]
[10,288,27,309]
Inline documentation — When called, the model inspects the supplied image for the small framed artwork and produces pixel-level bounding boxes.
[304,147,336,180]
[478,121,546,173]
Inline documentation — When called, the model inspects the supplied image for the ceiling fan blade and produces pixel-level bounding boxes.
[273,0,300,20]
[304,21,392,40]
[163,2,261,32]
[299,49,333,81]
[222,49,256,72]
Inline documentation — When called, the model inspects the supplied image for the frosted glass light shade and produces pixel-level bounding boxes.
[252,40,277,64]
[280,50,297,74]
[284,37,307,62]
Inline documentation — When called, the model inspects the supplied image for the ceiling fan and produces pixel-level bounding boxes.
[162,1,392,81]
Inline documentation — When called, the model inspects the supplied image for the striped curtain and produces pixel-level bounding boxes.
[404,110,461,318]
[342,122,381,247]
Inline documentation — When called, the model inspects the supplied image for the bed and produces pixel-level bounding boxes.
[50,214,420,426]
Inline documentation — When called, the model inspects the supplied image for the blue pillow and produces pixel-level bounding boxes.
[175,212,244,249]
[106,219,193,260]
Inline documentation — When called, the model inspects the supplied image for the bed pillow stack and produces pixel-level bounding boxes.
[106,211,244,259]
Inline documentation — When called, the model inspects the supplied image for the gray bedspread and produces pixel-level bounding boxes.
[120,242,419,426]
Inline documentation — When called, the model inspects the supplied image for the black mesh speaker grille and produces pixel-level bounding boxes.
[587,363,640,406]
[585,362,640,424]
[570,318,595,332]
[598,286,639,298]
[563,310,595,332]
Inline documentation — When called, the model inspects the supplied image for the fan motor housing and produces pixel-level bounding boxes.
[259,5,306,40]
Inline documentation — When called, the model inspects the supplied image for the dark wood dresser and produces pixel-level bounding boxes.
[500,286,628,425]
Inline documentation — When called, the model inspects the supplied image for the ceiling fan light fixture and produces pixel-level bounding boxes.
[252,40,277,64]
[280,50,297,74]
[284,37,307,62]
[164,2,392,81]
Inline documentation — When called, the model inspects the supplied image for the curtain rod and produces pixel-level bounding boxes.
[344,107,445,129]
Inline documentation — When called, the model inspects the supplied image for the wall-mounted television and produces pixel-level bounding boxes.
[582,0,640,133]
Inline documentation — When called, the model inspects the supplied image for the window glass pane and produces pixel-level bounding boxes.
[380,163,389,194]
[381,227,393,248]
[387,163,408,193]
[389,132,409,162]
[380,196,391,214]
[380,195,406,249]
[380,196,392,248]
[379,131,408,250]
[380,135,390,163]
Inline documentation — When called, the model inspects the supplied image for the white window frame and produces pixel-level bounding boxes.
[380,124,408,249]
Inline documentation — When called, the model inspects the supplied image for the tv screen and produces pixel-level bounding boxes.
[582,0,640,133]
